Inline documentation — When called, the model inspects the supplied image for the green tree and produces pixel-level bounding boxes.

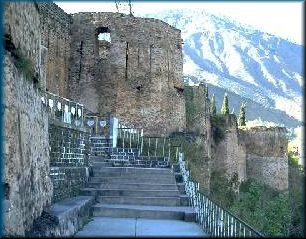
[211,94,216,116]
[221,93,229,115]
[205,84,209,99]
[238,103,246,126]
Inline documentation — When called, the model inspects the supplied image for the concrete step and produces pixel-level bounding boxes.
[90,161,114,168]
[136,156,170,161]
[75,217,207,237]
[93,204,196,221]
[92,167,172,174]
[81,188,180,197]
[97,196,181,206]
[92,171,176,179]
[132,161,170,168]
[89,176,176,184]
[87,182,178,190]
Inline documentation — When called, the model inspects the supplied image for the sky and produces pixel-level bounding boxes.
[55,1,304,45]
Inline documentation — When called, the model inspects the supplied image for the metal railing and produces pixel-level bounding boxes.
[178,153,263,237]
[84,115,110,136]
[116,126,184,163]
[140,136,171,158]
[42,91,85,127]
[117,127,142,150]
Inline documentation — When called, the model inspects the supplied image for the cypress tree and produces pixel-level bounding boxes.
[221,93,229,115]
[211,94,216,116]
[205,84,209,99]
[238,103,246,126]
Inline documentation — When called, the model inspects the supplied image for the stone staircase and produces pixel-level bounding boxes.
[80,136,196,222]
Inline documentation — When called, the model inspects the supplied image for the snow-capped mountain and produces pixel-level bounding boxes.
[139,9,304,127]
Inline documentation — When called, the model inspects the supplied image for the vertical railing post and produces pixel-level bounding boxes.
[110,116,118,148]
[168,138,171,160]
[140,129,143,156]
[162,137,165,157]
[129,128,132,148]
[155,138,158,156]
[137,130,140,150]
[148,137,151,157]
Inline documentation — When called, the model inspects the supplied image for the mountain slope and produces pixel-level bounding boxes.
[140,9,303,127]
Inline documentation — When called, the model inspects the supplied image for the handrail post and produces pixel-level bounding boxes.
[140,129,143,156]
[148,137,151,157]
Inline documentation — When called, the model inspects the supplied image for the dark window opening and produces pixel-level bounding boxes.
[174,85,184,94]
[96,27,111,43]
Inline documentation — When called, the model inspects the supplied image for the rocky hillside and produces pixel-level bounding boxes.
[141,9,303,128]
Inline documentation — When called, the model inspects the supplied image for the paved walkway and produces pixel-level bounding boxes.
[75,217,208,237]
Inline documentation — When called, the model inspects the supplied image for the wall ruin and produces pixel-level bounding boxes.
[239,126,289,191]
[38,3,72,97]
[4,3,53,236]
[210,114,288,191]
[68,12,186,135]
[211,114,247,182]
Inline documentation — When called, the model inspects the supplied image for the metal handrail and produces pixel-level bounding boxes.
[42,91,85,127]
[178,153,263,237]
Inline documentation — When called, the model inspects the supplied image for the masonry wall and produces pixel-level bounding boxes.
[69,12,185,135]
[48,121,90,202]
[211,114,247,182]
[184,85,212,192]
[4,3,52,236]
[38,2,72,97]
[239,127,289,191]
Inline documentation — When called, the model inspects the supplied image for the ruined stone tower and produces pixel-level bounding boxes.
[39,4,186,135]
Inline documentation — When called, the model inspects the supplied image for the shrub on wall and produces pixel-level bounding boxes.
[12,49,34,81]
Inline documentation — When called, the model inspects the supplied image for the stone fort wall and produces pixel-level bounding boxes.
[239,127,289,191]
[68,12,186,135]
[4,2,53,236]
[210,114,288,191]
[38,4,186,136]
[38,2,72,98]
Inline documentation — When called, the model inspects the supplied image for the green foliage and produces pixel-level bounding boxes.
[205,84,209,99]
[12,48,34,81]
[220,92,229,115]
[210,94,216,116]
[288,155,305,237]
[288,150,299,167]
[230,179,291,237]
[170,133,209,193]
[211,114,225,143]
[209,170,239,208]
[238,102,246,126]
[170,134,206,165]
